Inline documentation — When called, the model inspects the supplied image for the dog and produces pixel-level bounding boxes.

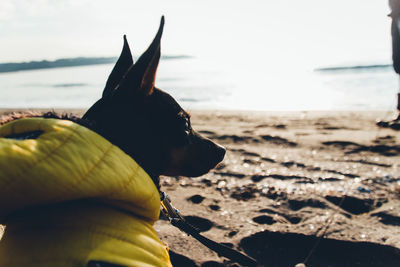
[82,16,226,188]
[0,16,225,267]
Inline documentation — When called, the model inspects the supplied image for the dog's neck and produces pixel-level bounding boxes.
[81,118,162,191]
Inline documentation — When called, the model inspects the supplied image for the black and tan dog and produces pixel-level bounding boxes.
[0,16,225,267]
[83,16,225,188]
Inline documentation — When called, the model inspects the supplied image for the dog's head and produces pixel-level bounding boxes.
[83,17,225,184]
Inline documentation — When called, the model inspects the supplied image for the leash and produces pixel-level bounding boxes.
[160,192,260,267]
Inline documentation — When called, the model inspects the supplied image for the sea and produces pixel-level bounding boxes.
[0,57,398,111]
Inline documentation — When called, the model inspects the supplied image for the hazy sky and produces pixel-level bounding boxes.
[0,0,392,70]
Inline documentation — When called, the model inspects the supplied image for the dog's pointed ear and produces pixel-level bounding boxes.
[119,16,164,96]
[102,35,133,98]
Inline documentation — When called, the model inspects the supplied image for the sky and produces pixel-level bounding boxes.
[0,0,392,71]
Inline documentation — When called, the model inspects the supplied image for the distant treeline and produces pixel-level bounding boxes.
[0,55,191,73]
[315,64,391,73]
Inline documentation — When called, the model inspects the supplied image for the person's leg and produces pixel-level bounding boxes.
[396,76,400,120]
[390,1,400,119]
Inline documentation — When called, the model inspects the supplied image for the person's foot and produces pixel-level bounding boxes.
[394,112,400,121]
[376,112,400,129]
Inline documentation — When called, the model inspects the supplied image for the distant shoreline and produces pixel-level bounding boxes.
[315,64,392,73]
[0,55,191,73]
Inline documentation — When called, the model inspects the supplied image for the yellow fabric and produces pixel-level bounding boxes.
[0,118,172,267]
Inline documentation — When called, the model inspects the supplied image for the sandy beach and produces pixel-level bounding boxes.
[1,109,400,266]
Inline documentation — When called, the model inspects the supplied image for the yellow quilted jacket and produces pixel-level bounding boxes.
[0,118,172,267]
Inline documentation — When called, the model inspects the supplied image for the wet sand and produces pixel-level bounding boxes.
[1,109,400,266]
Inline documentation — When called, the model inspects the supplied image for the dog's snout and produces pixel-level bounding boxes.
[165,133,226,177]
[199,135,225,162]
[215,143,226,162]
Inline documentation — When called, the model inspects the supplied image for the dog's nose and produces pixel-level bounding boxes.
[215,143,226,162]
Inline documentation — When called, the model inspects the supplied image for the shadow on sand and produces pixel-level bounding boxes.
[240,231,400,267]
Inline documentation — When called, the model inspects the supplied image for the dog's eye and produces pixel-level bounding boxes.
[184,121,190,135]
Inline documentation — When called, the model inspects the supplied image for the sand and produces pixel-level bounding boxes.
[1,109,400,267]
